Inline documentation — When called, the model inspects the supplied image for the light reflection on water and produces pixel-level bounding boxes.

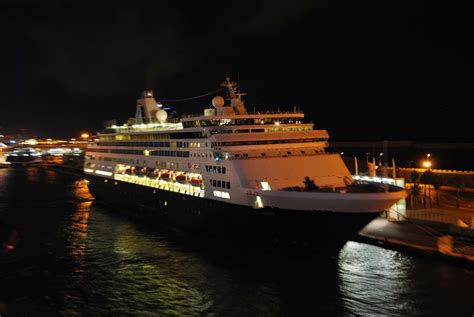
[1,167,474,316]
[339,242,417,315]
[26,167,39,183]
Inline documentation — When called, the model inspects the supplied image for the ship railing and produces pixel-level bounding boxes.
[114,173,205,198]
[181,109,304,118]
[100,125,183,134]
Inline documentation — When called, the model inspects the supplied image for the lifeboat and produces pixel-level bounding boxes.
[190,177,203,187]
[146,168,157,178]
[175,174,188,184]
[160,172,171,181]
[135,167,146,176]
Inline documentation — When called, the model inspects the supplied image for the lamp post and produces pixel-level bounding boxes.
[423,153,431,169]
[422,153,432,208]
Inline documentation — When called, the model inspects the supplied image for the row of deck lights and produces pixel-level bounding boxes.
[114,173,205,197]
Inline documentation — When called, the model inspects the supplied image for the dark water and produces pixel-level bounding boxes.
[1,167,473,316]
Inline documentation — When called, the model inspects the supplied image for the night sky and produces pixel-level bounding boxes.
[0,1,472,142]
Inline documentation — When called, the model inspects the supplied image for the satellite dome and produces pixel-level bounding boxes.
[212,96,225,108]
[155,109,168,123]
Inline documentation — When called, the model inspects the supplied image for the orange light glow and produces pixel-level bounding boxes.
[81,133,90,139]
[422,161,432,169]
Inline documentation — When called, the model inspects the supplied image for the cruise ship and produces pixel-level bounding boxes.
[84,77,405,250]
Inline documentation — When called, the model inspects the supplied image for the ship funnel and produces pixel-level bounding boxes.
[136,90,160,123]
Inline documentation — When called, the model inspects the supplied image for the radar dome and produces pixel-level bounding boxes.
[155,109,168,123]
[212,96,225,108]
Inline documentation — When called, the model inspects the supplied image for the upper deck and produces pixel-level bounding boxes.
[100,122,183,135]
[98,77,317,141]
[180,109,304,121]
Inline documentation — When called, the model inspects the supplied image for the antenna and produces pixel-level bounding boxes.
[221,76,246,101]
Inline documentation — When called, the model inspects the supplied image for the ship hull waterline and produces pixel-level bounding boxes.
[85,175,381,252]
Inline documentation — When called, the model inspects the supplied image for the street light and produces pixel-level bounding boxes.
[423,153,432,169]
[422,153,433,208]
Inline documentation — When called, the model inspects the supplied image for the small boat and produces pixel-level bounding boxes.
[135,167,147,176]
[190,178,203,187]
[160,172,171,180]
[145,168,157,178]
[5,148,42,165]
[175,174,188,183]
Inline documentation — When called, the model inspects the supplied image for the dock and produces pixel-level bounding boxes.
[356,217,474,265]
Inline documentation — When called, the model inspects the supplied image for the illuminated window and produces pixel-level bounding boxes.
[221,192,230,199]
[213,190,230,199]
[260,181,272,191]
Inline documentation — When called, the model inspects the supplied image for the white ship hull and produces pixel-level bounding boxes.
[254,189,405,212]
[83,78,407,251]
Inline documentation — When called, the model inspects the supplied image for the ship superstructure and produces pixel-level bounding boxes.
[84,77,405,249]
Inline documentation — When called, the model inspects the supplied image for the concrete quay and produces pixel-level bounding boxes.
[355,217,474,265]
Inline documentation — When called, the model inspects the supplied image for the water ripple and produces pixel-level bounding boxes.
[1,168,474,316]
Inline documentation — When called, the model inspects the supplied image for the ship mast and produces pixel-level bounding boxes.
[220,77,248,115]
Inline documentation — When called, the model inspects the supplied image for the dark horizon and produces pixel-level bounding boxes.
[1,1,472,142]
